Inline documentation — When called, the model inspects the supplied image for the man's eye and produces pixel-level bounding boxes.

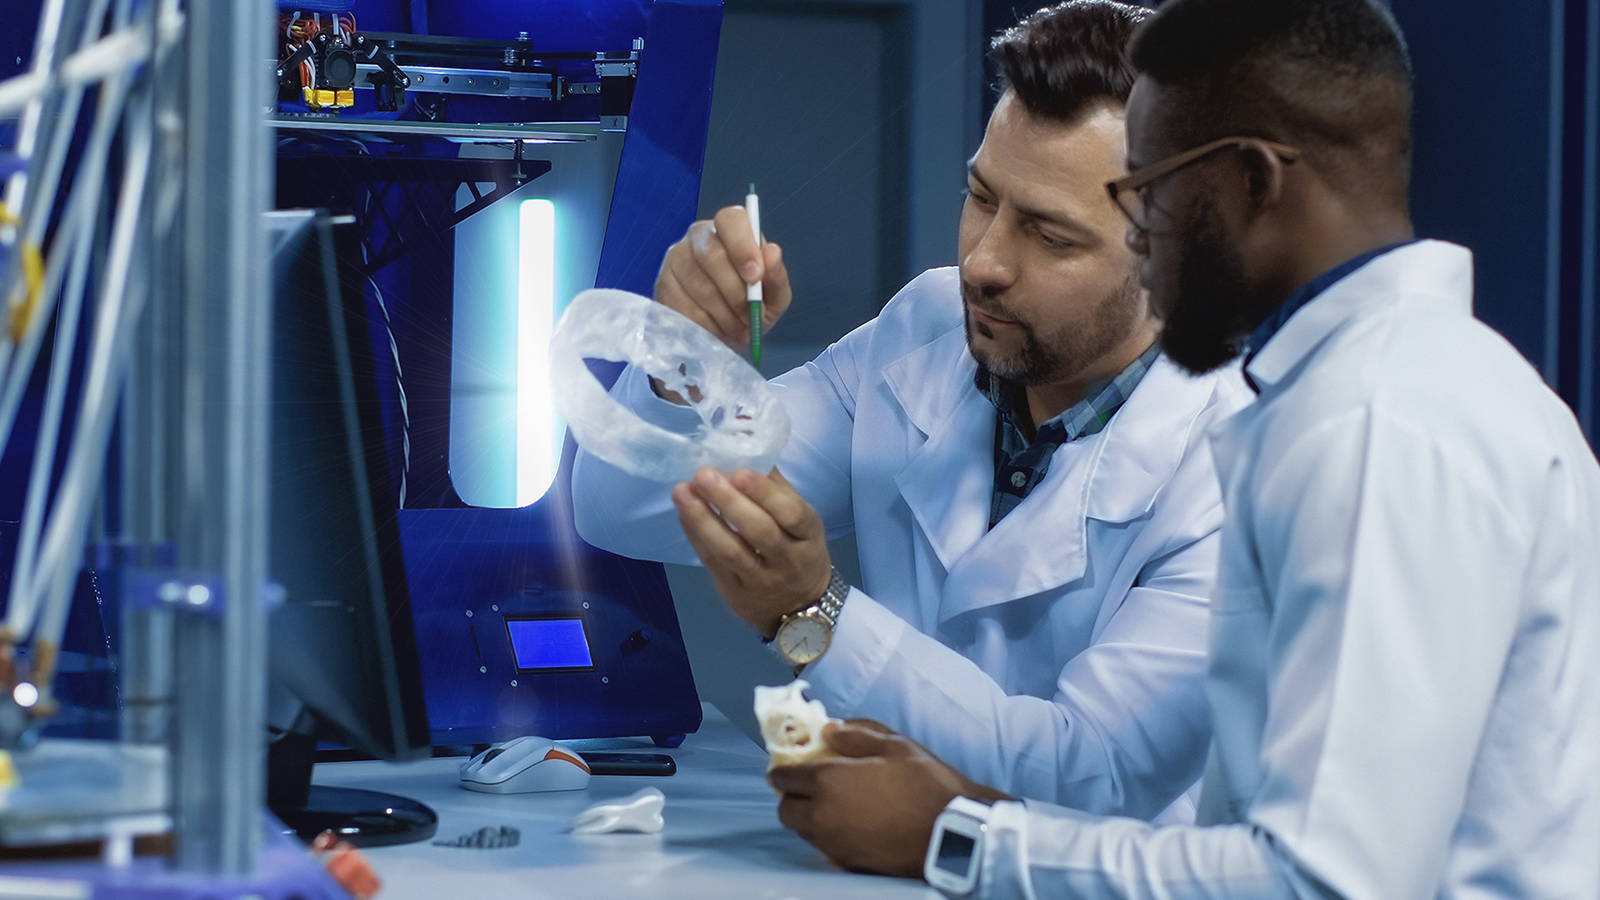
[964,188,996,208]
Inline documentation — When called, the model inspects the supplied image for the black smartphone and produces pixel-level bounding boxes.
[578,752,677,776]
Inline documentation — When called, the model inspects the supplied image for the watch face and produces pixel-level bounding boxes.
[934,831,977,878]
[776,614,831,665]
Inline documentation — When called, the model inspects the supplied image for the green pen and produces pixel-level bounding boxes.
[744,182,763,368]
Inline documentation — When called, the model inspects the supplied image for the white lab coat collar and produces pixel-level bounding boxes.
[1244,240,1475,396]
[884,326,1220,622]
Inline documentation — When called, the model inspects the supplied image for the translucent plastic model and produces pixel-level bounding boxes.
[549,288,790,483]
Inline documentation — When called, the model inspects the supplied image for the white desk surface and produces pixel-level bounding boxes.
[314,704,941,899]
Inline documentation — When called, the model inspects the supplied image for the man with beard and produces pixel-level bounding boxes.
[571,0,1251,825]
[764,0,1600,895]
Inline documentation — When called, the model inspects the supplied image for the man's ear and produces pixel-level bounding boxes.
[1239,140,1290,214]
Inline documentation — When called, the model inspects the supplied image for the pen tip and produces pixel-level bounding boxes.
[748,182,756,194]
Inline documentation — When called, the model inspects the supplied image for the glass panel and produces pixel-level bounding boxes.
[448,135,623,508]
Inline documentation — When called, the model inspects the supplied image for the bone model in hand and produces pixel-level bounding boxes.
[754,680,840,770]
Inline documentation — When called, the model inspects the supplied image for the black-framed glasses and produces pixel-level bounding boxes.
[1106,136,1302,231]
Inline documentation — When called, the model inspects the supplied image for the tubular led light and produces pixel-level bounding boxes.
[516,198,558,507]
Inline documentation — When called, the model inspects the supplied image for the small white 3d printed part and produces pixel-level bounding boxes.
[754,680,840,770]
[570,787,666,835]
[548,288,791,483]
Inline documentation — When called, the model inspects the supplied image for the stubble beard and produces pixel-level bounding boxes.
[962,273,1144,387]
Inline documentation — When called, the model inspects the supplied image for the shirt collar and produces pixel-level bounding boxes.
[977,341,1161,444]
[974,365,1028,431]
[1241,241,1418,393]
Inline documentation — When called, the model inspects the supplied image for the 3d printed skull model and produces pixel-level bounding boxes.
[549,288,791,483]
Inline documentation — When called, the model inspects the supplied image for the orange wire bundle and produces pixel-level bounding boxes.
[278,10,358,90]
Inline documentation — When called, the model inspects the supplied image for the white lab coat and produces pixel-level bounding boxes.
[973,241,1600,897]
[572,267,1252,821]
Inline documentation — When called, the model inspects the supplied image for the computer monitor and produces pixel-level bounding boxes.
[262,210,436,847]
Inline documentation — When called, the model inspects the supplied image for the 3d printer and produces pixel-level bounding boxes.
[267,0,724,751]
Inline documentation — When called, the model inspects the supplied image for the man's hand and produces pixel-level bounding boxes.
[767,721,1013,878]
[671,467,830,638]
[655,205,792,350]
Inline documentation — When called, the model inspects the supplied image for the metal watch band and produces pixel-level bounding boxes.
[812,566,849,627]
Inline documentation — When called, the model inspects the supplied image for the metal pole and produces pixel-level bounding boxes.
[1578,0,1599,439]
[170,0,272,874]
[120,0,185,749]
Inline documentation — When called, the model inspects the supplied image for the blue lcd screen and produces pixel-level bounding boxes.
[505,617,594,671]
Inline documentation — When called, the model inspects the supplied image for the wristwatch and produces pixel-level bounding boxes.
[924,796,992,896]
[769,566,850,668]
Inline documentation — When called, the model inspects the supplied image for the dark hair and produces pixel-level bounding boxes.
[989,1,1152,124]
[1129,0,1413,198]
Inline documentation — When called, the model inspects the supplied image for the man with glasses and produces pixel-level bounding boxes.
[768,0,1600,895]
[571,0,1251,838]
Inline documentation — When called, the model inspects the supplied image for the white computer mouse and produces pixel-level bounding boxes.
[459,736,593,794]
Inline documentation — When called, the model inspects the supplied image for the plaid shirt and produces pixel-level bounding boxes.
[978,343,1161,529]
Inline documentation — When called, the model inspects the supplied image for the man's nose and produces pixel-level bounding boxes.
[963,221,1017,290]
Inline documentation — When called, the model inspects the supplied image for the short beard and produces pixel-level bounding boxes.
[962,273,1143,387]
[1159,201,1255,375]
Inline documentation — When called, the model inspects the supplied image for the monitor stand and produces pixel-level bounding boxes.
[267,730,438,848]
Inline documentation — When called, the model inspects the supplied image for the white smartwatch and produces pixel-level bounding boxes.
[924,796,992,896]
